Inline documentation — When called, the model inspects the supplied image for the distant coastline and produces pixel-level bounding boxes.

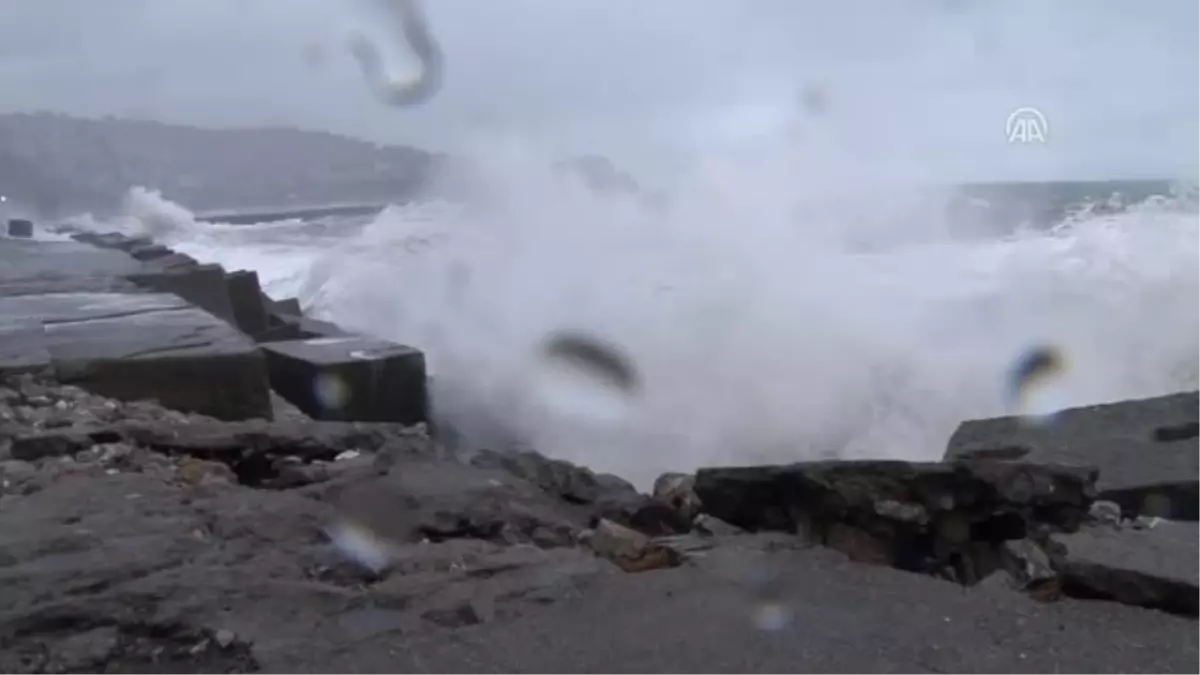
[0,111,442,218]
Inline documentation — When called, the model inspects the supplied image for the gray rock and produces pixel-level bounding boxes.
[1050,521,1199,616]
[947,391,1198,520]
[470,449,689,537]
[261,335,427,424]
[9,429,97,461]
[1000,538,1057,587]
[1089,500,1123,526]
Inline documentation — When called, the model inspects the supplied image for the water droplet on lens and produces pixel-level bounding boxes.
[313,372,349,410]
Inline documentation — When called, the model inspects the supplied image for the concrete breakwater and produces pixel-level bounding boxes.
[0,221,1196,671]
[0,226,428,425]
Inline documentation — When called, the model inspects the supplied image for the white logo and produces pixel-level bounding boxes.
[1006,107,1048,144]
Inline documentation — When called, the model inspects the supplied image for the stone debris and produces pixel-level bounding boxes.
[585,518,683,573]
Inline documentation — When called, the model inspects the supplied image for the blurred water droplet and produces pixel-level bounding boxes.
[752,600,793,632]
[533,332,639,423]
[313,372,350,410]
[1008,344,1069,426]
[1140,492,1172,519]
[444,260,471,307]
[799,83,828,117]
[348,0,443,107]
[744,560,792,633]
[302,42,327,71]
[542,332,639,393]
[325,519,394,573]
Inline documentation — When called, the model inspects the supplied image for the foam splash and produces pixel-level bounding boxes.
[77,171,1199,489]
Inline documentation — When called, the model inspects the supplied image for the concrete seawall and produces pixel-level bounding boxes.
[0,226,428,425]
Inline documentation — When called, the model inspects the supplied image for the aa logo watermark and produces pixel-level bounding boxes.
[1006,106,1048,144]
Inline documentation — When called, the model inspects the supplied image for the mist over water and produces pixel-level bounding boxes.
[62,1,1199,488]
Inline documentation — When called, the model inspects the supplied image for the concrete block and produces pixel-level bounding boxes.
[0,291,271,420]
[946,391,1199,520]
[126,263,237,324]
[255,315,349,343]
[225,270,270,336]
[140,251,200,271]
[271,297,303,318]
[7,219,33,238]
[262,335,426,424]
[71,232,151,252]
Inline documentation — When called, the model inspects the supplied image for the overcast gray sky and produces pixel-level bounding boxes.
[0,0,1196,181]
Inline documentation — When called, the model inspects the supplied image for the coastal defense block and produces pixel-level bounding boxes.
[261,335,427,425]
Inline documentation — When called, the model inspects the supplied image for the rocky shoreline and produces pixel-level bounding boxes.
[0,222,1197,673]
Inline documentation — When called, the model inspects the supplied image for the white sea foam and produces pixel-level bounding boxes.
[78,156,1198,489]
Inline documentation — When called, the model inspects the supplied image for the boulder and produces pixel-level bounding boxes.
[585,518,682,573]
[469,449,689,536]
[946,391,1199,521]
[6,218,33,238]
[261,336,427,424]
[0,291,271,421]
[693,459,1097,582]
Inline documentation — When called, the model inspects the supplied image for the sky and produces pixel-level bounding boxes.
[0,0,1196,182]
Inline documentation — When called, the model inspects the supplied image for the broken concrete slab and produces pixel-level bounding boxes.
[261,335,426,424]
[693,459,1097,582]
[946,391,1199,520]
[0,292,270,421]
[1050,520,1199,616]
